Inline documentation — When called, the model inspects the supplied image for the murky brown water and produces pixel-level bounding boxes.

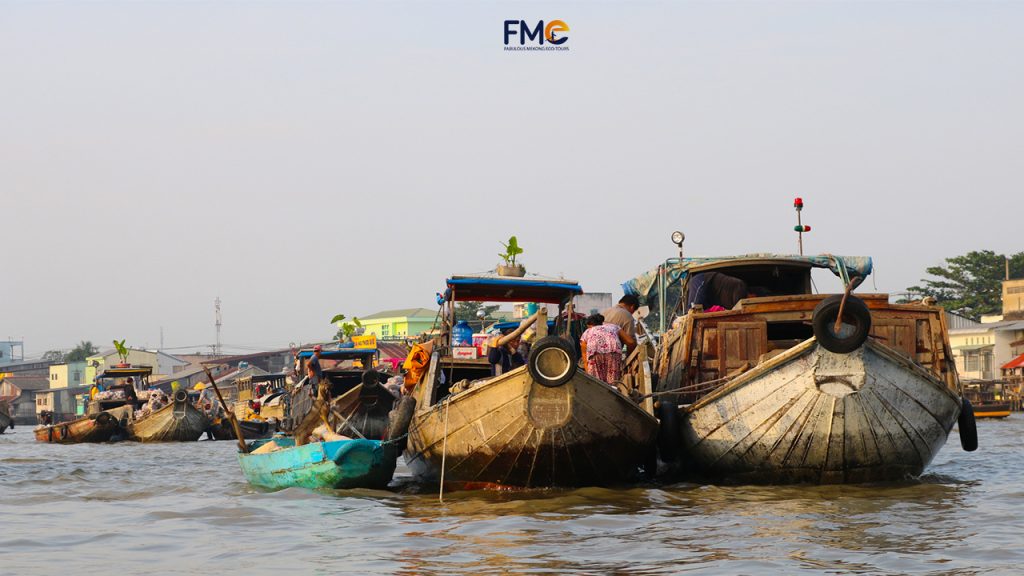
[1,416,1020,575]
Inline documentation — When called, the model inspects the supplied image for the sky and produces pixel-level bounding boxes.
[2,1,1022,357]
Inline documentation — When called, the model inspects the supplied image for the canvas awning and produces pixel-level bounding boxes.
[1002,352,1024,370]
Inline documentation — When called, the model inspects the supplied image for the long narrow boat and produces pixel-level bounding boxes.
[404,272,659,489]
[34,407,131,444]
[625,251,974,483]
[237,390,415,491]
[128,389,209,442]
[962,380,1012,418]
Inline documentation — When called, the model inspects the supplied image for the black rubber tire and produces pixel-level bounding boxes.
[527,336,578,388]
[959,397,978,452]
[656,399,681,463]
[812,294,872,354]
[173,389,188,404]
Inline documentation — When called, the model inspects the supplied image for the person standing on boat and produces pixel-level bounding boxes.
[602,295,640,355]
[580,314,624,385]
[308,345,327,400]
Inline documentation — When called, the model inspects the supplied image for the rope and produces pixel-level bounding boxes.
[638,374,734,400]
[439,396,450,503]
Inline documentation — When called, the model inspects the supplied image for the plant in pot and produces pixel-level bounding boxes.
[331,314,363,347]
[497,236,526,277]
[112,339,130,367]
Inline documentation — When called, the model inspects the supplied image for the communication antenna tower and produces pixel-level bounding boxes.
[215,297,222,356]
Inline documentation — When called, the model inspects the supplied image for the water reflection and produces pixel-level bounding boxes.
[1,417,1023,574]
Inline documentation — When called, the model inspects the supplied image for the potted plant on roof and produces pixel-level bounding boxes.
[330,315,362,348]
[112,339,130,368]
[497,236,526,277]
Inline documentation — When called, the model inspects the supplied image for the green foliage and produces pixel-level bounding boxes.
[42,350,65,362]
[112,339,129,364]
[455,302,500,330]
[332,314,362,341]
[907,250,1024,319]
[499,236,524,267]
[65,341,98,363]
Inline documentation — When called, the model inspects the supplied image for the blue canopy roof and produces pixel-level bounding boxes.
[446,273,583,303]
[622,254,873,302]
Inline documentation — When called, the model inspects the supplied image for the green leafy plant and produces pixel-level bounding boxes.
[112,339,129,364]
[331,315,363,341]
[499,236,524,267]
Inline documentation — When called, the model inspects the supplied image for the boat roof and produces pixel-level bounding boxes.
[296,348,378,359]
[446,272,583,303]
[249,373,287,382]
[491,319,556,332]
[98,366,153,378]
[622,254,873,302]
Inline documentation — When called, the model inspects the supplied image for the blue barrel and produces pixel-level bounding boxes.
[452,321,473,346]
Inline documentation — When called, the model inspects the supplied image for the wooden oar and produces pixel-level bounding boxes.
[203,367,248,454]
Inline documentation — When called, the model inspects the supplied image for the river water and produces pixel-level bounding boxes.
[1,416,1021,575]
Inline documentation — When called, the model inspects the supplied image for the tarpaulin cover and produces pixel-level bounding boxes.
[622,254,873,302]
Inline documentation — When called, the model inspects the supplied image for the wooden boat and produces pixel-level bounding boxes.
[628,252,973,483]
[962,380,1012,418]
[237,387,415,491]
[208,417,276,440]
[291,346,395,437]
[0,405,12,434]
[33,407,131,444]
[404,273,659,489]
[128,389,209,442]
[238,437,397,490]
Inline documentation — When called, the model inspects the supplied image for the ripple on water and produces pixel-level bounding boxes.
[2,417,1024,573]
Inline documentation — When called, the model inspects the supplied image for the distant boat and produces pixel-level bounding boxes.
[34,408,130,444]
[962,380,1012,419]
[128,389,209,443]
[627,253,973,483]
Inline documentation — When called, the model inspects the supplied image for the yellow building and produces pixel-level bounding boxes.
[1004,278,1024,317]
[347,308,437,341]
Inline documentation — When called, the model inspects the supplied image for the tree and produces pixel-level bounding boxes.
[65,341,98,362]
[41,350,65,362]
[906,250,1024,319]
[455,302,500,331]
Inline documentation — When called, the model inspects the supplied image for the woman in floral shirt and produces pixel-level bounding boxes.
[579,313,623,385]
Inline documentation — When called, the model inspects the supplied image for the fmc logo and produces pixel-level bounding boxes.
[503,20,570,51]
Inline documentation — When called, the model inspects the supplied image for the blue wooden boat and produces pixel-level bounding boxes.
[238,437,397,490]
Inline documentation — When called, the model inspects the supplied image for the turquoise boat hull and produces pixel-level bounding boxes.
[237,438,398,491]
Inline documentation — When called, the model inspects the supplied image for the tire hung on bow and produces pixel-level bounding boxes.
[958,397,978,452]
[528,336,578,388]
[812,294,872,354]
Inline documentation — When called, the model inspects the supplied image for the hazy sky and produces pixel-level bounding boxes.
[3,1,1022,357]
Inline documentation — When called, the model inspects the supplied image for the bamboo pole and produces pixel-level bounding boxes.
[203,367,248,454]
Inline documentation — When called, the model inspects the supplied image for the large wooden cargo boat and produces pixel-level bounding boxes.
[128,389,209,443]
[626,253,974,483]
[404,273,659,489]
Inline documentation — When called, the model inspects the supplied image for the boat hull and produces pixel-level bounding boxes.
[682,339,962,483]
[34,411,121,444]
[128,400,209,442]
[0,411,12,434]
[209,418,276,440]
[972,402,1011,419]
[238,438,397,490]
[405,366,659,488]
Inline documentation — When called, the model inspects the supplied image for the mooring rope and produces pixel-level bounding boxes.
[439,396,451,503]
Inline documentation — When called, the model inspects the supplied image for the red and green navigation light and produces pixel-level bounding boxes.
[793,197,809,255]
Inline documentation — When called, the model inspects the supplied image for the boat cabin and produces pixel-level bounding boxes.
[421,273,584,406]
[87,366,153,415]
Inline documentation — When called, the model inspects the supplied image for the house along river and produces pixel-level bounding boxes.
[2,416,1023,575]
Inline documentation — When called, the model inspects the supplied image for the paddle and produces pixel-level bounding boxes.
[203,367,248,454]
